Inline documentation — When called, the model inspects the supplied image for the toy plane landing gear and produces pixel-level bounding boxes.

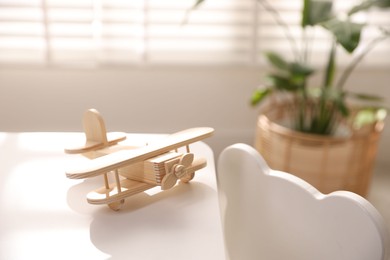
[65,109,214,211]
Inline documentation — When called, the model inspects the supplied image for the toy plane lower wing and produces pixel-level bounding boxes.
[66,127,214,179]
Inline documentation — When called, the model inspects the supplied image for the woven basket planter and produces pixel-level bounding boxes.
[254,103,385,197]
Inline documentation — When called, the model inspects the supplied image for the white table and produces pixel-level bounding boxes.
[0,132,225,260]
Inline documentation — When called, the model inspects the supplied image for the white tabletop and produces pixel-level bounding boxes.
[0,132,225,260]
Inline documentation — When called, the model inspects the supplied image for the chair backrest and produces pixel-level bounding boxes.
[217,143,389,260]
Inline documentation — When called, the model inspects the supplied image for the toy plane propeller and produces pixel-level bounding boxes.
[65,109,214,211]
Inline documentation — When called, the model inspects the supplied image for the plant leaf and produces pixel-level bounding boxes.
[348,92,385,101]
[266,74,300,91]
[265,52,289,71]
[323,41,336,87]
[375,0,390,8]
[353,108,387,128]
[182,0,206,25]
[349,0,390,16]
[322,18,364,53]
[251,88,272,106]
[289,62,315,76]
[192,0,205,9]
[335,98,350,117]
[302,0,333,27]
[302,0,311,27]
[348,0,375,15]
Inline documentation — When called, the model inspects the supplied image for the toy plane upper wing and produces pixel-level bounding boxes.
[66,127,214,179]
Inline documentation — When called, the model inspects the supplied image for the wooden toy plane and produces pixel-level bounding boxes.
[65,109,214,211]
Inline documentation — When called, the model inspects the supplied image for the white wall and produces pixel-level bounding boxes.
[0,66,389,166]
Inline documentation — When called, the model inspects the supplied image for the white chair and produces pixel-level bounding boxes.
[217,143,389,260]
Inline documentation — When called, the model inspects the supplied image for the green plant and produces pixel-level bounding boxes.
[193,0,389,135]
[250,0,390,135]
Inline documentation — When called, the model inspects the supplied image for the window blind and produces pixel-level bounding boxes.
[0,0,388,67]
[99,0,254,65]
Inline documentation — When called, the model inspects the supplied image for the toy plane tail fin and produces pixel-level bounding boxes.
[64,109,126,154]
[83,108,108,145]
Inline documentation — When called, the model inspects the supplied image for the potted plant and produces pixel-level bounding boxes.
[192,0,389,196]
[250,0,390,196]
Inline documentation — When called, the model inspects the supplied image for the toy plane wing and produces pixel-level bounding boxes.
[87,179,155,205]
[64,132,127,154]
[66,127,214,179]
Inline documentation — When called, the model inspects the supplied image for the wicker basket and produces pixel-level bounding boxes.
[255,103,384,197]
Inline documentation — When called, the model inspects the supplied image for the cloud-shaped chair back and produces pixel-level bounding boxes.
[217,143,389,260]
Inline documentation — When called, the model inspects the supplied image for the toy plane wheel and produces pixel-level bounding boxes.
[108,199,125,211]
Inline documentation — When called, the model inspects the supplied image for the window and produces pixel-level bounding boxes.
[0,0,388,67]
